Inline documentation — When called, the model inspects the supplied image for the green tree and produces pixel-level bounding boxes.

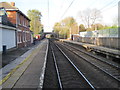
[79,24,86,32]
[61,17,78,38]
[53,17,78,39]
[27,9,43,36]
[53,22,61,33]
[91,23,104,30]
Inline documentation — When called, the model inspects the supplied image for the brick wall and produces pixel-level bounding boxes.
[17,13,31,48]
[6,11,16,24]
[6,10,32,48]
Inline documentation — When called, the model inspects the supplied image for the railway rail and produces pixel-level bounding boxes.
[56,41,120,83]
[45,40,95,89]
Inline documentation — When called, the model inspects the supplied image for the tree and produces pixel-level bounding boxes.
[78,8,102,28]
[79,24,86,32]
[91,23,104,30]
[53,17,78,39]
[53,22,61,33]
[61,17,78,38]
[27,9,42,36]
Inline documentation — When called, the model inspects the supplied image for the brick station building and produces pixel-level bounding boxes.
[0,2,32,48]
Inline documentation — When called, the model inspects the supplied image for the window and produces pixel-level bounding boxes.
[17,32,22,43]
[22,32,27,42]
[22,32,25,42]
[0,8,7,16]
[25,32,27,41]
[23,19,24,26]
[18,14,20,25]
[25,19,26,26]
[0,10,4,15]
[20,16,22,25]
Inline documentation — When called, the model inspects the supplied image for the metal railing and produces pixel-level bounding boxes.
[79,28,118,37]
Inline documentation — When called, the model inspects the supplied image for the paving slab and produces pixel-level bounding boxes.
[2,39,48,89]
[1,41,41,81]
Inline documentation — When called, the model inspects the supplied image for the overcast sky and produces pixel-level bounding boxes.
[1,0,119,32]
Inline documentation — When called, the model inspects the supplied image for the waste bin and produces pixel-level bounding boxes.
[3,45,7,54]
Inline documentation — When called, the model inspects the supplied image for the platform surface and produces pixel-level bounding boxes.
[1,39,48,89]
[64,40,120,57]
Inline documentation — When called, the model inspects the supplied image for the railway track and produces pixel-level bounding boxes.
[47,40,95,89]
[56,41,120,83]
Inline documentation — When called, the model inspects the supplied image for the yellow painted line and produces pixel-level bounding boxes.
[0,47,39,85]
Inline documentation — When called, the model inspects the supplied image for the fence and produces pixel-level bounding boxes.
[72,28,120,49]
[79,28,118,37]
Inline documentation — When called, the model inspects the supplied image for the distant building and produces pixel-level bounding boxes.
[0,2,32,48]
[0,7,16,53]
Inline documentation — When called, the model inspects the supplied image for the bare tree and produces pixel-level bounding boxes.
[78,8,102,28]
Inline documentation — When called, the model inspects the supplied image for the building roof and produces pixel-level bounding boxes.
[0,7,16,27]
[0,2,18,10]
[0,2,30,21]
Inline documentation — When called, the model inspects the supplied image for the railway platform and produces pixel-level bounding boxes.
[62,40,120,59]
[1,39,48,89]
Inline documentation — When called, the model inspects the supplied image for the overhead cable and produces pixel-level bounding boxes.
[60,0,75,19]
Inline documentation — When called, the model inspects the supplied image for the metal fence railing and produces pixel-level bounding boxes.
[79,28,118,37]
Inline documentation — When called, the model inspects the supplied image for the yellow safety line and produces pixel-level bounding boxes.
[0,47,38,85]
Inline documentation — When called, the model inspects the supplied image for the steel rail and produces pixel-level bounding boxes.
[59,43,120,82]
[50,45,63,89]
[54,43,96,90]
[64,43,120,69]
